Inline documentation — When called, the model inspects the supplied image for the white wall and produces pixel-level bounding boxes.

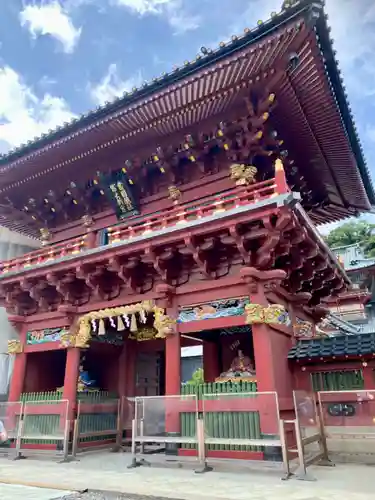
[0,227,40,395]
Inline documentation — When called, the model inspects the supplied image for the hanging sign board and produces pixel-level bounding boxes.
[101,171,139,220]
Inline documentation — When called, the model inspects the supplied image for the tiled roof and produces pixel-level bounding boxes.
[325,313,361,334]
[288,332,375,360]
[0,0,373,207]
[332,243,375,271]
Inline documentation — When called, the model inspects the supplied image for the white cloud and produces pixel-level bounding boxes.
[19,1,82,53]
[114,0,200,33]
[0,66,75,151]
[114,0,172,15]
[89,63,143,105]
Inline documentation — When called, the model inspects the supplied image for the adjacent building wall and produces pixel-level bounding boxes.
[0,227,39,396]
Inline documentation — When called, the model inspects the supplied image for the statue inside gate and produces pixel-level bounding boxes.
[216,349,256,382]
[77,364,98,392]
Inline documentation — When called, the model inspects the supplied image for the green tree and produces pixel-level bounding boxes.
[186,367,204,385]
[325,221,375,251]
[362,235,375,258]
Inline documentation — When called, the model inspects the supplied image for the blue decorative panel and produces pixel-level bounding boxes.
[26,327,69,345]
[178,298,249,323]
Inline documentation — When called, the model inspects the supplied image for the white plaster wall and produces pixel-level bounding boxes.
[0,227,40,395]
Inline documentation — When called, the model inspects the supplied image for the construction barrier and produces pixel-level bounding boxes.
[128,392,296,477]
[201,391,293,477]
[317,390,375,461]
[128,394,204,469]
[0,401,23,457]
[72,399,120,457]
[289,390,332,480]
[15,399,70,462]
[113,396,135,450]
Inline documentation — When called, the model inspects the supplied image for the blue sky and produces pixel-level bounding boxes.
[0,0,375,230]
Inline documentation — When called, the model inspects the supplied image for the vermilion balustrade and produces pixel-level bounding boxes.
[107,179,277,244]
[0,178,281,274]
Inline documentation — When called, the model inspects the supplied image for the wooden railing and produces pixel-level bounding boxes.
[107,179,278,244]
[0,235,86,274]
[0,178,282,275]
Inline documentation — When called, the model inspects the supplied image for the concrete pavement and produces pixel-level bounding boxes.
[0,483,73,500]
[0,452,374,500]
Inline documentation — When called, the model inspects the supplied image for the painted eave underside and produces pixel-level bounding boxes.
[0,0,373,218]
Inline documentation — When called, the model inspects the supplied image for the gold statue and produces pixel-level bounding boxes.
[216,350,256,382]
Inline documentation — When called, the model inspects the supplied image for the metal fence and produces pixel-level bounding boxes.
[0,401,23,457]
[317,389,375,461]
[290,390,331,480]
[16,399,70,461]
[72,399,120,457]
[201,391,277,450]
[129,392,295,477]
[129,394,201,468]
[8,389,374,473]
[201,391,293,476]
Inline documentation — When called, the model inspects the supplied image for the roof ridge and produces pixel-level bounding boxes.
[332,243,361,250]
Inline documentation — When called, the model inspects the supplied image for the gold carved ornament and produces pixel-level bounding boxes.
[8,340,23,354]
[230,164,257,186]
[70,300,176,348]
[168,185,181,202]
[245,303,287,325]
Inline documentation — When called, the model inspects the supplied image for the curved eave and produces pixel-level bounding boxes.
[0,0,372,210]
[315,12,375,206]
[0,1,327,167]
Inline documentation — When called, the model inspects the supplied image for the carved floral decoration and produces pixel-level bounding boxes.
[40,228,51,246]
[68,300,176,348]
[168,185,182,202]
[293,318,314,338]
[8,339,23,354]
[230,164,257,186]
[245,303,290,326]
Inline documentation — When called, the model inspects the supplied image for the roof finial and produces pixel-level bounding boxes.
[281,0,298,10]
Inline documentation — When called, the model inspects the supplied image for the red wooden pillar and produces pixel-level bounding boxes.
[241,267,294,435]
[8,352,27,402]
[118,343,127,399]
[126,341,137,397]
[62,347,80,421]
[8,320,27,402]
[274,158,289,194]
[165,332,181,395]
[165,331,181,435]
[363,364,375,390]
[156,284,180,436]
[203,341,220,382]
